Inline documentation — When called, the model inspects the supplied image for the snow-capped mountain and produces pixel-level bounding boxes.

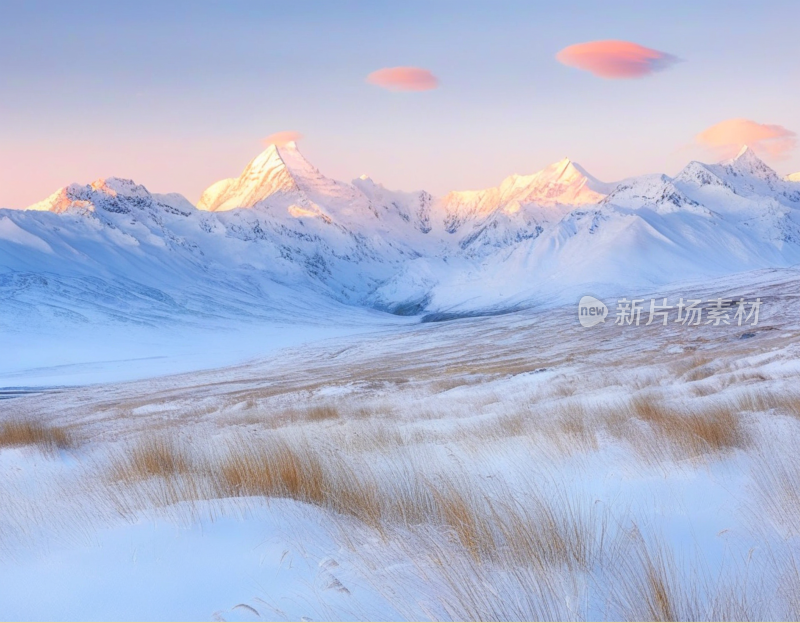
[3,142,800,329]
[26,177,193,217]
[439,157,615,256]
[442,157,613,224]
[193,141,440,304]
[787,172,800,183]
[197,141,433,237]
[198,142,359,214]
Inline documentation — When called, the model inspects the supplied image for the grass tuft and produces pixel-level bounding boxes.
[109,435,190,483]
[631,395,746,459]
[0,418,74,453]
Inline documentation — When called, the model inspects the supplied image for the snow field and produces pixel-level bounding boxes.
[2,270,800,619]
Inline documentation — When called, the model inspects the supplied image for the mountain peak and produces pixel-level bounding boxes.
[548,157,580,181]
[22,177,182,216]
[198,142,359,213]
[247,144,289,174]
[90,177,150,199]
[25,177,151,213]
[443,156,613,222]
[198,144,308,211]
[723,144,779,183]
[248,140,306,170]
[729,145,773,172]
[734,144,759,163]
[26,185,92,213]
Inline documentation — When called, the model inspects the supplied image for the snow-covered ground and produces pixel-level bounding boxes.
[3,268,800,621]
[0,306,412,387]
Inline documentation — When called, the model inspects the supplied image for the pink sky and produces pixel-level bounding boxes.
[1,3,798,208]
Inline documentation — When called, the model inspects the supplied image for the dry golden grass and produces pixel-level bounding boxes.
[480,401,606,458]
[463,390,752,466]
[440,356,551,379]
[215,434,432,532]
[544,403,605,455]
[101,426,609,578]
[429,477,495,562]
[605,526,764,622]
[684,365,717,383]
[362,507,780,622]
[100,380,759,522]
[108,435,190,484]
[734,387,800,418]
[690,383,719,398]
[218,435,326,504]
[377,500,602,621]
[229,402,348,429]
[630,395,746,460]
[306,404,340,422]
[432,377,479,393]
[491,411,527,437]
[14,382,800,621]
[437,390,750,465]
[750,434,800,535]
[608,528,688,621]
[0,418,74,453]
[498,391,750,464]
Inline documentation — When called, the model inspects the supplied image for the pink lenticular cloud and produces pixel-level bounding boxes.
[556,40,680,79]
[366,67,439,92]
[263,131,303,146]
[696,119,797,159]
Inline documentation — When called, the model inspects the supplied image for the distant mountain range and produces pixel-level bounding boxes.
[3,142,800,330]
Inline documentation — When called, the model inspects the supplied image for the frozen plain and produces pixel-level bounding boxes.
[2,268,800,621]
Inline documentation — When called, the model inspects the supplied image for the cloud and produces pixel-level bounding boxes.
[556,40,681,79]
[366,67,439,92]
[696,118,797,159]
[263,131,303,147]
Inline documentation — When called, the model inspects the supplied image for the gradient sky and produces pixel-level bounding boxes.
[1,0,798,207]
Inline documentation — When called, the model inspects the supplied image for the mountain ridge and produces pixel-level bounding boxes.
[4,143,800,326]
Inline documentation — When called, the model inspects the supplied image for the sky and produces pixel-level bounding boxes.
[1,0,798,208]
